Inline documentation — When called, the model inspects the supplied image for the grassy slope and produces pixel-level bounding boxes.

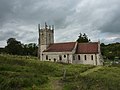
[0,54,120,90]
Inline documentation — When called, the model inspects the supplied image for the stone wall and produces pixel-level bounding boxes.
[42,52,103,65]
[42,52,73,63]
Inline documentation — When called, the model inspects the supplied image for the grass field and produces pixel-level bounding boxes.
[0,54,120,90]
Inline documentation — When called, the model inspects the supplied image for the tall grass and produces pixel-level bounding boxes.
[64,66,120,90]
[0,54,94,89]
[0,54,120,90]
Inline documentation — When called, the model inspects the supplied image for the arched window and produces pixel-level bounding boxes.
[59,55,62,61]
[78,55,80,60]
[84,55,87,60]
[91,55,93,60]
[64,55,66,58]
[54,58,56,62]
[46,55,48,60]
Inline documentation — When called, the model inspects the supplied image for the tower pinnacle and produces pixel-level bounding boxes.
[52,25,54,30]
[45,22,48,29]
[38,24,40,30]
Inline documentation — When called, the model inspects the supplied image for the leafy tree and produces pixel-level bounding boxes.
[23,43,38,56]
[77,33,90,43]
[5,38,23,55]
[5,38,38,56]
[0,48,5,54]
[101,42,120,60]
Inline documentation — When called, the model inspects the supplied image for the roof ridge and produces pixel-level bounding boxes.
[51,42,76,44]
[78,42,98,44]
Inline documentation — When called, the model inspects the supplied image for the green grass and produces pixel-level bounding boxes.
[0,54,120,90]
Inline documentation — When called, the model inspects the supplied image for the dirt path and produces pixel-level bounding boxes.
[51,79,63,90]
[80,66,102,76]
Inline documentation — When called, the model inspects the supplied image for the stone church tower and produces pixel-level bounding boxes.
[38,22,54,60]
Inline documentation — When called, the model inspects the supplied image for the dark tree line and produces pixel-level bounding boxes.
[101,42,120,60]
[2,38,38,56]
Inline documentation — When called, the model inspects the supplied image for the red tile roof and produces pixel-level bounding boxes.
[44,42,76,52]
[43,42,99,54]
[76,42,98,54]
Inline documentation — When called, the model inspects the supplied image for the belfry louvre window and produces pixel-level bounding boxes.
[49,34,51,42]
[84,55,87,60]
[78,55,80,60]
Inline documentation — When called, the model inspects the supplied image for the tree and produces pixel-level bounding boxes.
[101,42,120,60]
[23,43,38,56]
[0,48,5,54]
[77,33,90,43]
[5,38,23,55]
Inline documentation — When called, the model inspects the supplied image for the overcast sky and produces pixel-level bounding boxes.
[0,0,120,47]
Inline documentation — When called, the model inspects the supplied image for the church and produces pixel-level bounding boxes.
[38,23,103,65]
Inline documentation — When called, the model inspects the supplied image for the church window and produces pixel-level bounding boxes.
[91,55,93,60]
[84,55,87,60]
[46,55,48,60]
[54,59,56,62]
[78,55,80,60]
[59,55,62,61]
[64,55,66,58]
